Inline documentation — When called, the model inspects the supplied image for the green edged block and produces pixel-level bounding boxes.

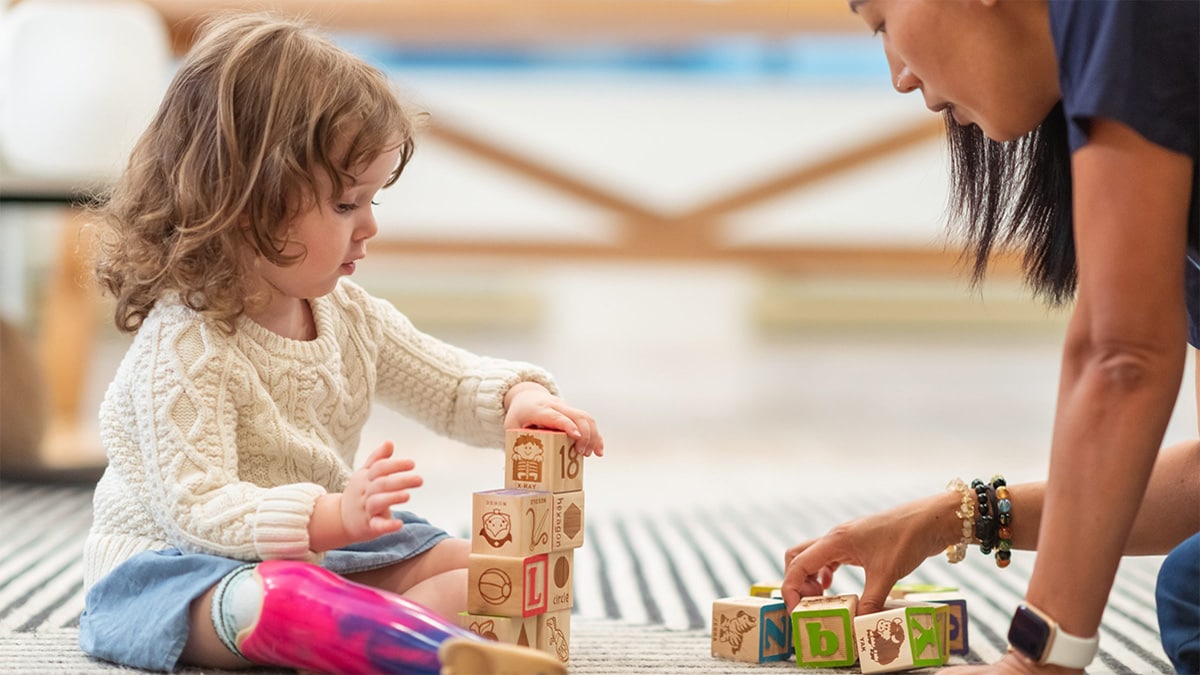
[905,591,968,656]
[791,594,859,668]
[853,600,949,673]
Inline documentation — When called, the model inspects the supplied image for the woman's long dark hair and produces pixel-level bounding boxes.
[946,102,1076,305]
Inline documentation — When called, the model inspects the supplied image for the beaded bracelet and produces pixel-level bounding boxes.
[971,478,999,554]
[992,475,1012,568]
[945,478,975,564]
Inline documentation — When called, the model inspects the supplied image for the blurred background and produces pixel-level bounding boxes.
[0,0,1195,521]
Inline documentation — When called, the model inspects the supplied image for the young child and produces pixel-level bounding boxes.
[79,12,603,674]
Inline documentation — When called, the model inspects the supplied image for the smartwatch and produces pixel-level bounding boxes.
[1007,603,1100,669]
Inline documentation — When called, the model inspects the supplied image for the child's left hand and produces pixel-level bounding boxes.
[504,382,604,457]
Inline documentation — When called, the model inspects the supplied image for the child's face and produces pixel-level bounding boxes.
[256,145,402,301]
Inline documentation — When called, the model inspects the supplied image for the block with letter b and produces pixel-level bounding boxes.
[505,428,583,493]
[791,594,859,668]
[711,596,792,663]
[467,553,549,618]
[853,600,949,673]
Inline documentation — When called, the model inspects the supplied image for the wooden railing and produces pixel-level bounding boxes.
[139,0,866,53]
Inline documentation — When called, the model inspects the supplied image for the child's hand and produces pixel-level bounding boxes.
[504,382,604,457]
[340,441,423,542]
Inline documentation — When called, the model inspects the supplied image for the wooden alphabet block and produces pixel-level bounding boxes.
[551,489,585,551]
[547,550,573,612]
[791,594,858,668]
[750,581,782,598]
[467,553,549,618]
[471,488,553,557]
[904,591,968,656]
[853,600,949,673]
[455,612,538,648]
[711,596,792,663]
[505,428,583,493]
[537,609,571,664]
[889,583,958,598]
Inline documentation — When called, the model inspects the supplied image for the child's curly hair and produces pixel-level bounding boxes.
[92,12,419,333]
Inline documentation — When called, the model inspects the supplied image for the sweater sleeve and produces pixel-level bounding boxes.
[342,282,558,447]
[109,309,326,562]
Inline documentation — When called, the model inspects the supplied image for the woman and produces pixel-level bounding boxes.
[782,1,1199,673]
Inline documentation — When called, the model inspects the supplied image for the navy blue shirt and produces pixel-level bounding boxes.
[1049,0,1200,347]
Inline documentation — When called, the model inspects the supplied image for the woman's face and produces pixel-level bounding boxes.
[851,0,1060,142]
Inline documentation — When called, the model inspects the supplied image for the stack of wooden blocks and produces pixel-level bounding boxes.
[712,582,969,672]
[457,428,585,666]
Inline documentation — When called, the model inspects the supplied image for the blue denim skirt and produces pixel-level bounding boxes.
[79,511,450,672]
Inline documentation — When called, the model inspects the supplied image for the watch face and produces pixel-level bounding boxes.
[1008,605,1052,661]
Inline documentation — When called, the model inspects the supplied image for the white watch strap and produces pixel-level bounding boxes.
[1032,604,1100,668]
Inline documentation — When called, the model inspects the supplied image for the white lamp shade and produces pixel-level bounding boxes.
[0,0,170,181]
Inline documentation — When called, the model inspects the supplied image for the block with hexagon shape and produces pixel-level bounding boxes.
[853,599,949,673]
[467,553,549,618]
[471,488,552,558]
[791,593,859,668]
[712,596,792,663]
[505,428,583,493]
[551,489,585,551]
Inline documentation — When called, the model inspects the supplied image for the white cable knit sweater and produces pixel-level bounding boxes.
[83,279,556,589]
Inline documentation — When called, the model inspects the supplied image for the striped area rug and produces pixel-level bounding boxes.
[0,481,1173,673]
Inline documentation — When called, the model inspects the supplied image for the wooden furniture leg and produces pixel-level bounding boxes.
[34,208,104,475]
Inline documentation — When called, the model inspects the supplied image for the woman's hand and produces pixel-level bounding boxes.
[504,382,604,457]
[782,491,959,615]
[941,651,1083,675]
[339,441,423,542]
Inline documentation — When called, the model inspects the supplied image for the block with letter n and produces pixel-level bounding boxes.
[791,594,859,668]
[711,596,792,663]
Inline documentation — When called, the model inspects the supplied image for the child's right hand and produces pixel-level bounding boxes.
[339,441,423,543]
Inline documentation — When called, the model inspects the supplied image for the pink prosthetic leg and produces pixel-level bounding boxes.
[237,560,477,675]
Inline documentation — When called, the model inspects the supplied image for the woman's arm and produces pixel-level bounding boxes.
[1007,439,1199,555]
[782,439,1199,614]
[1025,118,1193,641]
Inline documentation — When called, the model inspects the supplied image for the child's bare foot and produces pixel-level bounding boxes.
[438,637,566,675]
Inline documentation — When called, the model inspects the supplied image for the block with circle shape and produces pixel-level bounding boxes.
[904,591,968,656]
[455,612,538,648]
[505,428,583,493]
[551,489,585,551]
[472,488,552,557]
[791,593,859,668]
[537,609,571,663]
[853,599,949,674]
[547,550,574,612]
[467,553,549,618]
[712,596,792,663]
